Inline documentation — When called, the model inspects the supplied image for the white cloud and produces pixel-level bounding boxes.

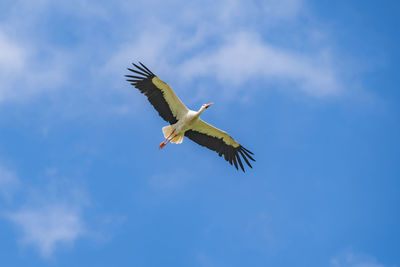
[330,251,395,267]
[213,0,303,26]
[105,0,342,101]
[0,163,115,259]
[4,175,89,258]
[0,30,66,104]
[0,0,350,112]
[179,32,340,97]
[0,165,19,201]
[104,24,174,81]
[149,169,196,193]
[8,204,85,258]
[0,32,25,71]
[262,0,303,19]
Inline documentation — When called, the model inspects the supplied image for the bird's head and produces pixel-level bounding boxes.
[200,103,213,112]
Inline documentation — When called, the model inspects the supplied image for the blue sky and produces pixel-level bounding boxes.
[0,0,399,266]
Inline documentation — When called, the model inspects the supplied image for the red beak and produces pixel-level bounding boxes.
[205,103,213,109]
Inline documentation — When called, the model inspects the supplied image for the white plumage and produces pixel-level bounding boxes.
[125,62,255,172]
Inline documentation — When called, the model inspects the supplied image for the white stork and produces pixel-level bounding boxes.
[125,62,255,172]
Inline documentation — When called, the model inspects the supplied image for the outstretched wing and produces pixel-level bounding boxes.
[185,119,255,172]
[125,62,189,124]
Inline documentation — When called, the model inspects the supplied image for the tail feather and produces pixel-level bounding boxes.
[162,125,173,138]
[170,135,184,144]
[162,125,184,144]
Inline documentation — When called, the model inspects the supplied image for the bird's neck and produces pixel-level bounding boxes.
[195,108,205,118]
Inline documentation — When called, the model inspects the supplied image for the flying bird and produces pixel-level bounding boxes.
[125,62,255,172]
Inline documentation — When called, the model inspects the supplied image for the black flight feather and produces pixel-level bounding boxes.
[184,130,255,172]
[126,63,178,124]
[126,62,255,172]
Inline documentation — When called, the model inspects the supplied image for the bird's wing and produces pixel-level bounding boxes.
[185,119,255,172]
[125,62,189,124]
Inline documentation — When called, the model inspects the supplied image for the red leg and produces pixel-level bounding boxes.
[159,130,175,149]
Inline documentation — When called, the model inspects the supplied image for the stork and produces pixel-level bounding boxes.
[125,62,255,172]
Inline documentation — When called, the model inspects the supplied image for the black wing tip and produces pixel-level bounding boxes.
[237,147,254,171]
[240,146,254,155]
[239,146,255,161]
[185,130,253,172]
[232,155,239,170]
[235,153,245,172]
[124,68,155,82]
[132,62,153,77]
[231,146,254,172]
[126,62,156,80]
[224,145,255,172]
[139,62,154,75]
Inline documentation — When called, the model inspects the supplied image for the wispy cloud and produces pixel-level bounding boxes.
[0,31,26,102]
[7,204,85,258]
[179,31,340,97]
[0,32,25,71]
[0,30,66,104]
[106,0,342,100]
[149,169,196,194]
[330,251,396,267]
[0,0,355,117]
[261,0,303,19]
[2,170,89,258]
[0,164,19,201]
[0,161,122,259]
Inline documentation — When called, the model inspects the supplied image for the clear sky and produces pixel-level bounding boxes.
[0,0,399,266]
